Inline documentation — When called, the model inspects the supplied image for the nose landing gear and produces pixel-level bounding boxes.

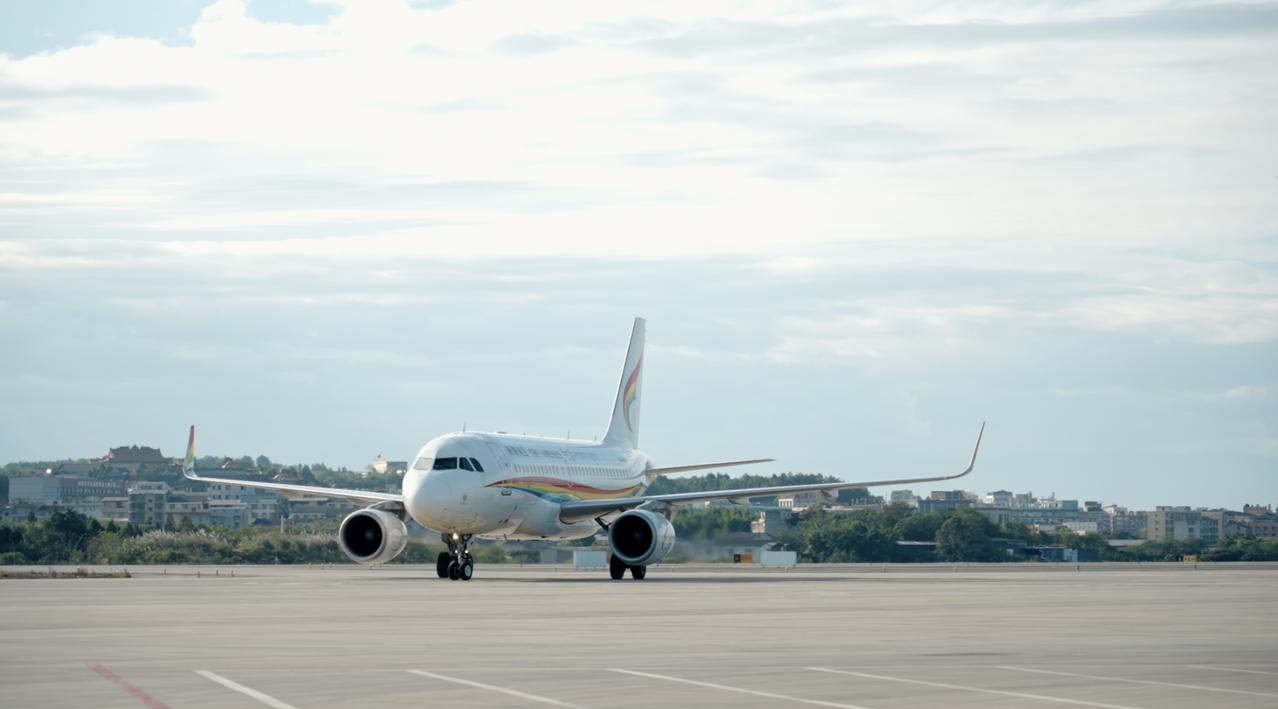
[437,533,475,581]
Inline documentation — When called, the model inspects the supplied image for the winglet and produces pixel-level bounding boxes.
[957,421,985,479]
[183,425,197,479]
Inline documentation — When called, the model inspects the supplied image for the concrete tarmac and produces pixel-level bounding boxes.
[2,563,1277,708]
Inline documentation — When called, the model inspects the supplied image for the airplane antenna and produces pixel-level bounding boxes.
[462,421,467,432]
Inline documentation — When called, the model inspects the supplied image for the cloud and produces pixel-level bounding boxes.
[0,1,1275,507]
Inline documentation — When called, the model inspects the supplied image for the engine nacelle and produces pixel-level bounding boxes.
[608,509,677,566]
[338,508,409,565]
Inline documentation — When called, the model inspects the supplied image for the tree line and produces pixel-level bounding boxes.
[672,503,1278,562]
[0,510,529,566]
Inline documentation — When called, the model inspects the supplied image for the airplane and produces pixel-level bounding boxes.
[182,317,983,581]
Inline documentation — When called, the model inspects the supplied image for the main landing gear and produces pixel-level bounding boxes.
[437,533,474,581]
[609,553,646,581]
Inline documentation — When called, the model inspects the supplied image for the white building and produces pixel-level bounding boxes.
[890,489,919,507]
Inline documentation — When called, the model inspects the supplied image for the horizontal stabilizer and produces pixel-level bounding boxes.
[645,458,774,477]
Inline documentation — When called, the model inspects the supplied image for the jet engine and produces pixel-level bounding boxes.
[608,509,677,566]
[338,508,408,565]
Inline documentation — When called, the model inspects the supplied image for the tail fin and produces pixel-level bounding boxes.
[602,317,645,449]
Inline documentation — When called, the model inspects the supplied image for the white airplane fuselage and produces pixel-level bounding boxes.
[402,432,652,541]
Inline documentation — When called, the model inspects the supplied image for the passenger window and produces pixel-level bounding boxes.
[414,457,433,471]
[471,458,484,472]
[433,457,458,470]
[459,457,474,471]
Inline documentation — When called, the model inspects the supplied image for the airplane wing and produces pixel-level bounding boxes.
[559,423,984,524]
[180,426,402,506]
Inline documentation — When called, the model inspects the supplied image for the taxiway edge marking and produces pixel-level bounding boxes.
[407,669,588,708]
[807,667,1147,709]
[195,671,297,709]
[999,666,1278,699]
[610,668,876,709]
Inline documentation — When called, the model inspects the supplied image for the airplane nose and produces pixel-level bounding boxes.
[406,470,457,530]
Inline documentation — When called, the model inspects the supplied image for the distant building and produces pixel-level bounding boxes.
[9,476,128,504]
[130,489,167,527]
[890,489,919,508]
[285,496,358,525]
[207,500,250,529]
[100,497,130,522]
[371,455,408,475]
[107,445,168,465]
[1104,507,1147,536]
[918,497,974,514]
[165,493,211,528]
[1033,546,1100,562]
[1251,516,1278,540]
[680,532,780,563]
[778,490,831,509]
[985,490,1014,507]
[976,504,1107,531]
[1243,504,1272,517]
[751,508,794,535]
[1,502,59,523]
[930,490,968,502]
[1146,506,1218,543]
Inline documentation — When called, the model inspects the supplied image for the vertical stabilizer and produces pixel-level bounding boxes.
[602,318,645,449]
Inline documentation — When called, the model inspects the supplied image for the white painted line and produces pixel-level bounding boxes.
[610,668,875,709]
[806,667,1146,709]
[999,666,1278,699]
[194,671,296,709]
[1188,665,1278,677]
[406,669,587,708]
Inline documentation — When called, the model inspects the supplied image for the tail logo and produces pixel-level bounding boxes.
[184,425,196,475]
[623,357,641,430]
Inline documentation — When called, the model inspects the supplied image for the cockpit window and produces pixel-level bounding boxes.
[470,457,484,472]
[433,457,458,470]
[413,456,433,471]
[459,457,474,471]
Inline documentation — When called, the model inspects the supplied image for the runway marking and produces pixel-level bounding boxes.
[1189,665,1278,677]
[87,663,171,709]
[610,668,875,709]
[407,669,588,708]
[195,671,296,709]
[999,666,1278,699]
[807,667,1146,709]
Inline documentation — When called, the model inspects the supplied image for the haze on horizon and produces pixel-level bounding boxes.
[0,0,1274,510]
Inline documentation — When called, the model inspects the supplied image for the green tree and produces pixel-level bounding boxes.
[936,509,1002,562]
[895,512,945,541]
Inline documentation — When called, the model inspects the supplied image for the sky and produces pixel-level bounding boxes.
[0,0,1274,510]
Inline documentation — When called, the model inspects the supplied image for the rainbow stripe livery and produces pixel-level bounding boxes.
[184,425,196,475]
[622,357,641,430]
[485,476,641,503]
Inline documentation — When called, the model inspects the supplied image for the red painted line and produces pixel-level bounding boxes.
[88,663,171,709]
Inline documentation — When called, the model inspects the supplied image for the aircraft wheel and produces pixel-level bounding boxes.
[609,554,626,580]
[459,558,474,581]
[436,552,450,578]
[631,565,647,580]
[448,560,461,580]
